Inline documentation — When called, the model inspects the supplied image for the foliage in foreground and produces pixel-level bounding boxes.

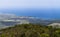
[0,24,60,37]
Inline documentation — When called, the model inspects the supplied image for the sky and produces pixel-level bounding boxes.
[0,0,60,9]
[0,0,60,19]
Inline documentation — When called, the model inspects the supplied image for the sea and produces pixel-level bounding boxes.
[0,8,60,19]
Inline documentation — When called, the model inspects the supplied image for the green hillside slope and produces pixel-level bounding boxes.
[0,24,60,37]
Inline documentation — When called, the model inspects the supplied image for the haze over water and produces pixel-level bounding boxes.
[0,8,60,19]
[0,0,60,19]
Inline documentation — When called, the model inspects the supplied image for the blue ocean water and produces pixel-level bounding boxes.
[0,8,60,19]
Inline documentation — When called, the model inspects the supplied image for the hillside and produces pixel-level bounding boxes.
[0,24,60,37]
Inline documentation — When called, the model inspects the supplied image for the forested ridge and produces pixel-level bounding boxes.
[0,24,60,37]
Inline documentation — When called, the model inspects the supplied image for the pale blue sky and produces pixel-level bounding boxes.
[0,0,60,9]
[0,0,60,19]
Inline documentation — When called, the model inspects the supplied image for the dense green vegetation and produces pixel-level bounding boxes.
[0,24,60,37]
